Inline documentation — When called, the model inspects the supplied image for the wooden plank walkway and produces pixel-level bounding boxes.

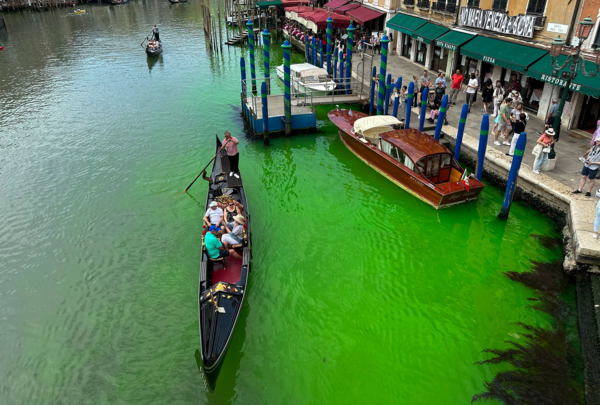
[245,96,312,120]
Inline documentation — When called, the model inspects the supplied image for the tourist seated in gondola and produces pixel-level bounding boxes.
[222,215,245,248]
[223,198,242,229]
[203,201,224,228]
[205,225,242,260]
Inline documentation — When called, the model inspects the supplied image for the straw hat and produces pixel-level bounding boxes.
[233,215,245,224]
[545,128,556,136]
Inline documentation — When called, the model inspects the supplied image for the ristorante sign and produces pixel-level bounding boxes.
[459,7,535,38]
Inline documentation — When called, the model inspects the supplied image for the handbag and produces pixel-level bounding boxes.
[542,147,551,153]
[532,144,543,157]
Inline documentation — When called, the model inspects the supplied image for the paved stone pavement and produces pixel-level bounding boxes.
[353,51,595,192]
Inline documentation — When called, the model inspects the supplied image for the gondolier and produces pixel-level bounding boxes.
[152,24,160,42]
[221,131,240,179]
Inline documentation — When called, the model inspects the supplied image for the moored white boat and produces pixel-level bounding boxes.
[276,63,337,97]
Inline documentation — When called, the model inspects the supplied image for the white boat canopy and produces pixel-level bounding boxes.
[353,116,401,141]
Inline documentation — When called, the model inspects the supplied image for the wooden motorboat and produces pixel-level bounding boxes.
[276,63,337,96]
[145,41,162,57]
[328,109,485,209]
[198,135,251,391]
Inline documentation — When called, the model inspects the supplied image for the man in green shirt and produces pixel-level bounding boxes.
[205,225,242,260]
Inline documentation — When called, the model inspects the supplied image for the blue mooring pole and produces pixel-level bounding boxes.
[262,29,270,95]
[392,77,402,118]
[247,20,256,94]
[261,82,269,145]
[333,48,338,81]
[376,35,389,115]
[338,51,344,90]
[369,66,376,115]
[282,38,292,136]
[454,104,469,162]
[476,114,489,181]
[498,132,527,220]
[405,81,414,129]
[326,15,333,74]
[305,34,309,63]
[240,57,246,118]
[319,41,324,68]
[434,95,448,141]
[419,87,428,131]
[345,22,355,94]
[384,74,392,115]
[312,36,317,66]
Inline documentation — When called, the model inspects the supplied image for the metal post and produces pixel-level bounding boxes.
[345,22,354,94]
[377,35,390,114]
[434,95,448,141]
[476,114,489,181]
[369,66,377,115]
[333,48,338,81]
[419,87,428,131]
[262,29,270,95]
[498,132,527,220]
[326,15,333,75]
[405,81,414,129]
[454,104,469,162]
[282,39,292,136]
[247,20,256,94]
[392,77,402,119]
[384,74,391,116]
[240,57,247,119]
[261,82,270,145]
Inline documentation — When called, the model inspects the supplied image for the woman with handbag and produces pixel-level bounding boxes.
[532,129,555,174]
[572,138,600,196]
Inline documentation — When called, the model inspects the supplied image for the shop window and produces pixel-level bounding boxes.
[526,0,546,15]
[467,0,480,6]
[558,87,573,103]
[491,0,507,11]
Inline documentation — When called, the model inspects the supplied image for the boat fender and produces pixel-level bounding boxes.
[236,265,248,288]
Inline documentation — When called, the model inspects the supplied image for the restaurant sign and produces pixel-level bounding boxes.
[435,40,457,51]
[539,73,582,91]
[459,7,535,38]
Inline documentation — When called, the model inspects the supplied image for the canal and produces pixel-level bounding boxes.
[0,2,581,404]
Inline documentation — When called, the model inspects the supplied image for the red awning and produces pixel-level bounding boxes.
[306,11,351,29]
[281,0,311,7]
[346,5,384,25]
[284,5,314,12]
[331,2,360,14]
[322,0,348,8]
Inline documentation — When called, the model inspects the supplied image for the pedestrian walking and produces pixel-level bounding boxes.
[418,70,431,105]
[376,34,381,55]
[463,72,478,113]
[493,98,512,145]
[481,79,493,114]
[435,72,447,88]
[532,129,555,174]
[591,120,600,145]
[593,199,600,239]
[492,81,504,117]
[359,35,365,58]
[412,75,419,107]
[472,69,480,103]
[546,98,559,126]
[449,69,464,105]
[506,113,527,156]
[572,138,600,195]
[221,131,241,179]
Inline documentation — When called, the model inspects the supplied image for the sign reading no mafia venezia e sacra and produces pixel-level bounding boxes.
[460,7,535,38]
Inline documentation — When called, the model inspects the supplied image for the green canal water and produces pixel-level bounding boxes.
[0,3,576,404]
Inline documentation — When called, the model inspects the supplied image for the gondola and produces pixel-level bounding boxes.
[109,0,128,4]
[198,134,251,391]
[168,0,187,3]
[145,41,162,57]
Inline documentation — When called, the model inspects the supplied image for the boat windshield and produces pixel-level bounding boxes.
[303,75,331,83]
[415,153,453,184]
[379,139,415,171]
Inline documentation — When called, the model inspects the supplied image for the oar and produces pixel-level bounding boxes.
[140,29,153,48]
[183,136,229,193]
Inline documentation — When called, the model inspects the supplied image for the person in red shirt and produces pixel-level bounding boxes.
[220,131,241,179]
[449,69,464,106]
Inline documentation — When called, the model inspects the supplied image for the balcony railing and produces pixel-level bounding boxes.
[404,0,415,7]
[431,2,457,14]
[417,0,430,10]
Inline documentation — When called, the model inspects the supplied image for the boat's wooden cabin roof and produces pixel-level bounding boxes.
[380,129,451,162]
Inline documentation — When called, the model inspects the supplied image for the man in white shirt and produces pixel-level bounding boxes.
[203,201,224,228]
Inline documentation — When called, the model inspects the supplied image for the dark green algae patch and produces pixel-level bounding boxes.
[472,254,584,404]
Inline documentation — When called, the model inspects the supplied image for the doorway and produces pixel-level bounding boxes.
[431,45,447,73]
[401,34,412,59]
[578,95,600,133]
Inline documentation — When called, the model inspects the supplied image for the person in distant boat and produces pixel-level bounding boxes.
[203,201,224,228]
[205,225,242,260]
[222,215,245,248]
[221,131,240,179]
[152,24,160,42]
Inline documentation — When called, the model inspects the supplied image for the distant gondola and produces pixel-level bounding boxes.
[145,41,162,57]
[109,0,128,4]
[168,0,188,3]
[198,134,251,391]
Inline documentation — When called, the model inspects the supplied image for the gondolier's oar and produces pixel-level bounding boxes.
[183,135,230,193]
[140,29,154,48]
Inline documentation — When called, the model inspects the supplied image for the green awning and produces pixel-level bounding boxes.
[386,13,427,36]
[460,36,547,73]
[435,31,476,52]
[410,23,449,45]
[527,54,600,98]
[256,0,282,8]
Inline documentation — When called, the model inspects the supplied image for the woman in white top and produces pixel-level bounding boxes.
[463,72,478,113]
